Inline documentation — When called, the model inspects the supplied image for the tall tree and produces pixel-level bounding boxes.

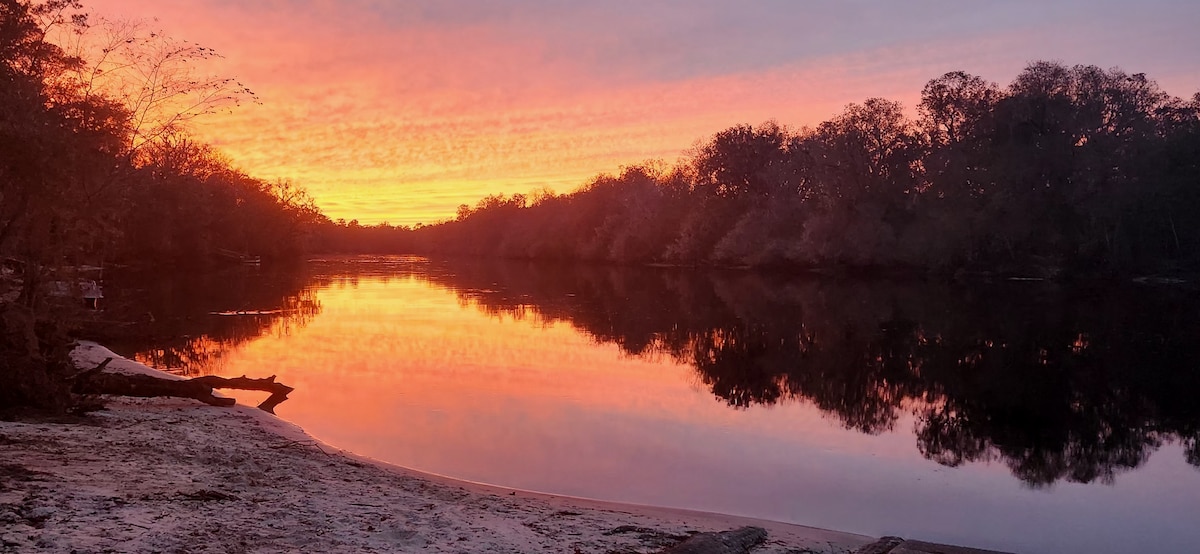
[693,121,796,199]
[0,0,130,305]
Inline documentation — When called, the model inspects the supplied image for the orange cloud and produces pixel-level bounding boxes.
[82,0,1200,226]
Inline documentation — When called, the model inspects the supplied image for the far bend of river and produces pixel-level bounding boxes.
[104,256,1200,554]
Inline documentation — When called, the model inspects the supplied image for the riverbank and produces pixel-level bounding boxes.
[0,343,873,553]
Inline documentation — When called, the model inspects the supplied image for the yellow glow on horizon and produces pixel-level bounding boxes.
[184,59,925,226]
[83,0,939,227]
[82,0,1200,227]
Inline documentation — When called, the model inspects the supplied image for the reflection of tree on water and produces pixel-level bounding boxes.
[117,257,436,376]
[94,266,323,376]
[420,260,1200,487]
[135,289,321,376]
[114,257,1200,486]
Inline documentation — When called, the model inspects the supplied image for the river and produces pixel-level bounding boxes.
[101,256,1200,554]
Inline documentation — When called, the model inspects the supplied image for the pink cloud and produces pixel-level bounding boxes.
[80,0,1200,226]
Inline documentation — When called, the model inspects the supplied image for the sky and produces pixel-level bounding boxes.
[83,0,1200,227]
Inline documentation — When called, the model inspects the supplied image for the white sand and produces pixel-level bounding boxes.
[0,343,873,553]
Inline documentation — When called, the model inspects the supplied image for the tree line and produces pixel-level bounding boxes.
[398,63,1200,278]
[9,1,1200,285]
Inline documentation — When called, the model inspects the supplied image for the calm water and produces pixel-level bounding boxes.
[106,256,1200,554]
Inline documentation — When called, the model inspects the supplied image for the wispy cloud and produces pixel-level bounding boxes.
[85,0,1200,225]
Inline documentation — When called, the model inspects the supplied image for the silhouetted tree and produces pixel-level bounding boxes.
[406,62,1200,277]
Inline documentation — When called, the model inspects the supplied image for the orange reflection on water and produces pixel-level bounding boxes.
[138,267,1200,553]
[209,275,898,502]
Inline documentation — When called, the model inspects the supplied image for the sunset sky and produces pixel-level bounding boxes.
[83,0,1200,226]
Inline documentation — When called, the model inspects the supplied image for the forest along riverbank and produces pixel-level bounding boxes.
[0,342,872,553]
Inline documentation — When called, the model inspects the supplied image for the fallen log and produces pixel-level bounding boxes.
[74,359,294,413]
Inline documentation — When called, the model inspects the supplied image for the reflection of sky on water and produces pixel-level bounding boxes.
[188,274,1200,554]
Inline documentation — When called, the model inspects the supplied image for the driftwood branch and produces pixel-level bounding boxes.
[75,371,294,413]
[70,357,113,382]
[191,375,294,413]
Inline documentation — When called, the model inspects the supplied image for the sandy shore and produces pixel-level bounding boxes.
[0,343,873,553]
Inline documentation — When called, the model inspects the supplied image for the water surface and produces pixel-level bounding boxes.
[108,257,1200,554]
